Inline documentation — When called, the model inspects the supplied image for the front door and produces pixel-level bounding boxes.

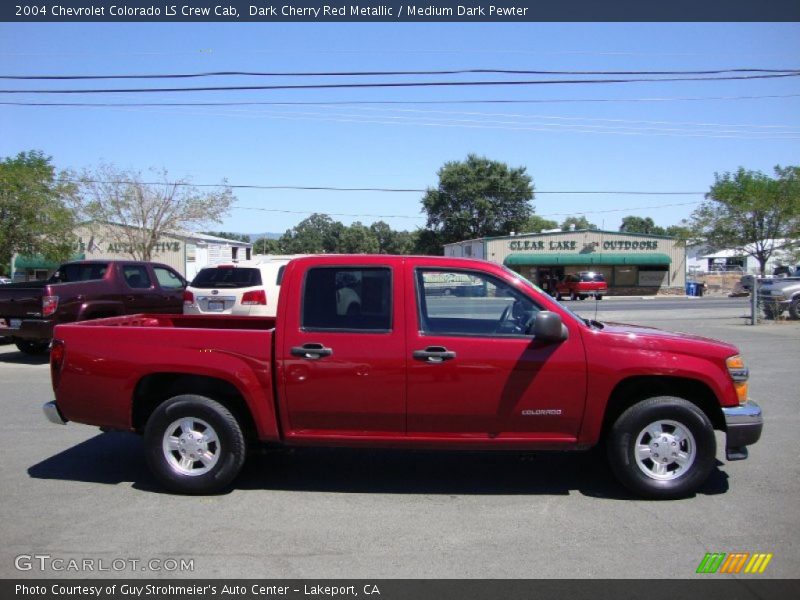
[279,263,406,436]
[405,265,587,441]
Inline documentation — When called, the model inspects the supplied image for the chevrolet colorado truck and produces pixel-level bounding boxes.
[43,255,762,498]
[0,260,186,354]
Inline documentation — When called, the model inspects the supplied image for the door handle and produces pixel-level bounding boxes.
[291,343,333,360]
[412,346,456,363]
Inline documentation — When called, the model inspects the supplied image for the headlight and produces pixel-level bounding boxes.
[726,355,749,404]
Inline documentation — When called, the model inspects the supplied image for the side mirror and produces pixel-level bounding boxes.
[528,311,568,343]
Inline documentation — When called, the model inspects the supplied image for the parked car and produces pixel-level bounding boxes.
[0,276,11,285]
[0,260,186,354]
[759,275,800,320]
[555,272,608,300]
[183,256,303,318]
[44,255,762,499]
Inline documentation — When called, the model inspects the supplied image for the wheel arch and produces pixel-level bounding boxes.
[601,375,725,440]
[132,373,257,443]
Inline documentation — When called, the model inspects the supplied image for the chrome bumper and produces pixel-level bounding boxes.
[43,401,67,425]
[722,401,763,461]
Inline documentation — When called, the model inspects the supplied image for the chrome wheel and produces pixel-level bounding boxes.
[634,419,696,481]
[162,417,221,476]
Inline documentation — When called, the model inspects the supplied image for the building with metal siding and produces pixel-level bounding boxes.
[444,229,686,295]
[11,223,252,281]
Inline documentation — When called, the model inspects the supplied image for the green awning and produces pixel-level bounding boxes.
[14,254,85,270]
[504,253,671,267]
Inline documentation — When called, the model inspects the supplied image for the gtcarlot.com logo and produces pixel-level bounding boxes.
[696,552,773,574]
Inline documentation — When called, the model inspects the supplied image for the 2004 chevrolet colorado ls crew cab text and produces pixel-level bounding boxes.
[43,255,763,498]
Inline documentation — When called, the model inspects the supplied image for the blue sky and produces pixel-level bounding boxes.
[1,22,799,235]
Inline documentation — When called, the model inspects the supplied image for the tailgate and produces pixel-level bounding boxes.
[0,286,44,320]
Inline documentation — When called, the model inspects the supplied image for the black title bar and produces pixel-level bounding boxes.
[4,0,800,22]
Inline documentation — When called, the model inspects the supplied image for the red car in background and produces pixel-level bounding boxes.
[556,271,608,301]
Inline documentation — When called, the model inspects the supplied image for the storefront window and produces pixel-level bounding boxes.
[614,266,637,286]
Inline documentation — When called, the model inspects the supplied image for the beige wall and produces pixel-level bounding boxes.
[74,224,186,274]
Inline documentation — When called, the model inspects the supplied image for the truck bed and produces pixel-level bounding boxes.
[52,314,279,439]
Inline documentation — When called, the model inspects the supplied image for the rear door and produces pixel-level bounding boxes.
[405,262,587,441]
[277,259,406,437]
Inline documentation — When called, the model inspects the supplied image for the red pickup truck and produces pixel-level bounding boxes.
[43,255,762,499]
[555,271,608,301]
[0,260,186,354]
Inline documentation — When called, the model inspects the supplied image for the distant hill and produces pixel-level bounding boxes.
[244,232,282,241]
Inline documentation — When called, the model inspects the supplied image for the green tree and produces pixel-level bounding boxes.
[421,154,534,246]
[619,216,666,235]
[339,222,380,253]
[692,166,800,275]
[79,164,234,261]
[0,151,77,274]
[560,216,597,231]
[369,221,417,254]
[279,213,344,253]
[252,237,281,255]
[524,215,559,233]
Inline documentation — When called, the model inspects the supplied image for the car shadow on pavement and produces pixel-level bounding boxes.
[0,349,50,365]
[28,431,729,499]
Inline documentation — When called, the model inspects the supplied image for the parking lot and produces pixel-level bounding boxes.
[1,297,798,579]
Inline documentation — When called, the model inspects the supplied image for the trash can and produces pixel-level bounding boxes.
[686,282,697,296]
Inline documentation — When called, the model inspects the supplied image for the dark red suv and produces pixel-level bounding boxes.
[555,271,608,301]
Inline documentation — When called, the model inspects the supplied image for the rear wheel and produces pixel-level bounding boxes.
[570,291,578,301]
[597,295,603,301]
[14,339,51,355]
[607,397,716,499]
[144,394,246,494]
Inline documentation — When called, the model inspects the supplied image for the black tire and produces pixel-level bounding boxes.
[14,339,51,355]
[144,394,246,495]
[789,298,800,320]
[606,396,716,499]
[570,291,578,301]
[556,292,563,301]
[579,295,587,301]
[596,295,603,301]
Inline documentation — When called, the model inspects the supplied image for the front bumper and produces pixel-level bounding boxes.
[43,401,67,425]
[722,401,763,461]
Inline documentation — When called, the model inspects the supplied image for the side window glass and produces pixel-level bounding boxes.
[153,267,185,290]
[302,267,392,331]
[416,269,539,337]
[123,265,152,289]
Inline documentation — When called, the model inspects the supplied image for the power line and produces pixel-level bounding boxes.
[4,72,800,94]
[72,178,708,194]
[4,92,799,107]
[4,67,799,80]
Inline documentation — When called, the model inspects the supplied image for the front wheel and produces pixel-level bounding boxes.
[789,298,800,320]
[607,397,716,499]
[15,339,51,355]
[144,395,246,494]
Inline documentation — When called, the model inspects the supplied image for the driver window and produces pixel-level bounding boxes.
[416,269,540,337]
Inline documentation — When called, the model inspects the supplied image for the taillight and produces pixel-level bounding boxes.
[241,290,267,305]
[183,290,195,306]
[42,295,59,317]
[50,339,65,390]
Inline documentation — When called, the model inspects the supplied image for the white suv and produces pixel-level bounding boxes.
[183,256,302,318]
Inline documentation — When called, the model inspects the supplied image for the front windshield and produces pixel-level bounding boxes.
[500,265,589,327]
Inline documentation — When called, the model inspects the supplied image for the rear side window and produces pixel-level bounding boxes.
[580,273,606,282]
[50,263,109,283]
[153,267,185,290]
[191,267,262,289]
[302,267,391,331]
[123,265,152,289]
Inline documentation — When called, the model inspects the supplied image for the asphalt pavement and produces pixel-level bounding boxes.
[0,297,797,579]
